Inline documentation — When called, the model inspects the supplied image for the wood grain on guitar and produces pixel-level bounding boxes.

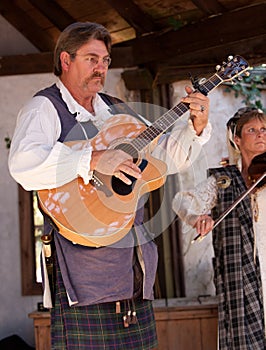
[38,55,250,247]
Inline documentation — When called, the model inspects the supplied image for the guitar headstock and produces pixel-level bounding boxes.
[216,55,250,83]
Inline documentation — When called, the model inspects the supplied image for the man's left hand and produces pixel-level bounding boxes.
[181,86,209,136]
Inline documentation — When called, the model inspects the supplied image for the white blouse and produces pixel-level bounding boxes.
[172,175,266,318]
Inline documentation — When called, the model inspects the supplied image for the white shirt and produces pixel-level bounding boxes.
[9,79,212,191]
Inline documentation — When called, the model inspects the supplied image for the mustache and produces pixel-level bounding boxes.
[91,71,105,79]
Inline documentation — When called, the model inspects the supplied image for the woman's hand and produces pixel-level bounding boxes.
[193,214,214,237]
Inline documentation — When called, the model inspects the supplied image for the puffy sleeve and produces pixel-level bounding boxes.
[172,175,218,227]
[8,96,93,190]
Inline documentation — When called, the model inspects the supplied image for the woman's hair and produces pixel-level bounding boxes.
[54,22,112,76]
[226,107,266,164]
[227,107,266,138]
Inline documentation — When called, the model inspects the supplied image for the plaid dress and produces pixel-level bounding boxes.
[209,166,266,349]
[51,254,158,350]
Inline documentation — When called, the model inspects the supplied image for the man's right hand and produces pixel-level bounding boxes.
[91,149,142,185]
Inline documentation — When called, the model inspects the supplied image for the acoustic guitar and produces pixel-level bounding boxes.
[38,55,250,247]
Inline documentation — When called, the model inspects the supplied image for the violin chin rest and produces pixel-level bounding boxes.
[248,151,266,188]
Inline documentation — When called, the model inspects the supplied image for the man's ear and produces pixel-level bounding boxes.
[60,51,70,71]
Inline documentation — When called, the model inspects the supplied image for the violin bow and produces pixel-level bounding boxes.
[192,172,266,243]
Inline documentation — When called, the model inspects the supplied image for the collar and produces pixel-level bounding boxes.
[56,79,113,129]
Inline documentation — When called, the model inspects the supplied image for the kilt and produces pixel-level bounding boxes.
[51,255,158,349]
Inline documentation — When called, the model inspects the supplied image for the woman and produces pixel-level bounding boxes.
[172,107,266,349]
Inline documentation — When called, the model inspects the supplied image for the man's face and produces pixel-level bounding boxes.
[61,39,110,96]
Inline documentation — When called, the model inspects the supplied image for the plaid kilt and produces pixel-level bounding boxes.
[51,255,158,349]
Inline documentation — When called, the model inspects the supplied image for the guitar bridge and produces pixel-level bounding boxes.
[91,173,113,197]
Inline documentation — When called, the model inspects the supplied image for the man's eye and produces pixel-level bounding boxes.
[90,57,98,64]
[103,57,111,66]
[87,57,98,64]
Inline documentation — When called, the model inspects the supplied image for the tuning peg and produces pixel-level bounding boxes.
[199,78,207,85]
[237,76,243,81]
[216,65,221,71]
[228,55,234,61]
[245,71,250,77]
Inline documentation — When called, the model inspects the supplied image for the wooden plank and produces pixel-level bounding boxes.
[0,0,55,51]
[201,317,218,350]
[19,187,42,295]
[0,52,53,76]
[111,3,266,67]
[168,319,201,350]
[1,4,264,80]
[28,0,75,30]
[154,305,218,350]
[105,0,159,35]
[191,0,226,15]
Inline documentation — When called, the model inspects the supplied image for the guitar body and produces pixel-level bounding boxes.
[38,114,167,247]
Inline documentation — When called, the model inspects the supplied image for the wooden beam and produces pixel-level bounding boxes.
[111,3,266,67]
[0,0,55,52]
[0,52,53,76]
[28,0,75,31]
[0,3,265,83]
[105,0,159,35]
[154,38,266,84]
[190,0,226,15]
[122,68,154,90]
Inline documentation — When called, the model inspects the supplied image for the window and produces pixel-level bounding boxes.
[19,186,42,295]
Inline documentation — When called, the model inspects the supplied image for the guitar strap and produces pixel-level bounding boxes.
[98,92,149,126]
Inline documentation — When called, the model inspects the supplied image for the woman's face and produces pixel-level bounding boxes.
[234,117,266,159]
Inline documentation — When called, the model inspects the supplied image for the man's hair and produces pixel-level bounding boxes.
[54,22,112,76]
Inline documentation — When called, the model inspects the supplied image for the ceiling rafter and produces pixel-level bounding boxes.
[105,0,160,35]
[0,0,55,52]
[0,1,265,83]
[28,0,75,31]
[191,0,226,15]
[111,3,266,67]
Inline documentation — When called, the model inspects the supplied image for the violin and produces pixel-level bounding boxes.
[192,151,266,243]
[248,151,266,188]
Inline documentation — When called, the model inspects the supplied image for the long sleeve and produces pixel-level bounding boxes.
[172,175,218,227]
[152,118,212,174]
[8,96,93,190]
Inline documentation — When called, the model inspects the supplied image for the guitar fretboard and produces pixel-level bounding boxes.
[130,73,222,152]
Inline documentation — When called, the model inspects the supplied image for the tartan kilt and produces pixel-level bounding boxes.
[51,255,158,349]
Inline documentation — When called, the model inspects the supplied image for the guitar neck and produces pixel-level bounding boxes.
[132,72,223,151]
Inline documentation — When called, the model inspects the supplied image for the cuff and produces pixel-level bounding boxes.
[188,119,212,145]
[77,143,93,185]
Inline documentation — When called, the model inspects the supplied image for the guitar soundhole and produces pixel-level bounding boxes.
[111,159,148,196]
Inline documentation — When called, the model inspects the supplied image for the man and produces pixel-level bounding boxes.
[9,22,211,349]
